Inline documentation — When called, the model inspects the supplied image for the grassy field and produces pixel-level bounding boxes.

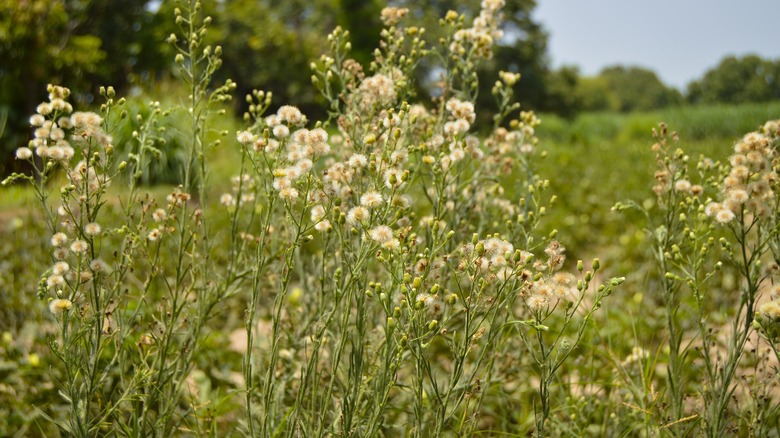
[1,88,779,436]
[537,101,780,253]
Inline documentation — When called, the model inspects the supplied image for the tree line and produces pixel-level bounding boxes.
[2,0,779,175]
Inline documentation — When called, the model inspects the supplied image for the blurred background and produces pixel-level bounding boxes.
[2,0,779,178]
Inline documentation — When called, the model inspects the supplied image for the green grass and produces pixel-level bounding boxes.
[534,101,780,262]
[1,98,778,436]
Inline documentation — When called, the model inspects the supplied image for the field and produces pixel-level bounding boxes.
[1,3,780,437]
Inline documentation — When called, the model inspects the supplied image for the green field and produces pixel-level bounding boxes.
[1,1,780,431]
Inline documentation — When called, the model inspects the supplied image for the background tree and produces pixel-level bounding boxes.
[542,65,582,118]
[386,0,551,127]
[687,54,780,105]
[0,0,166,175]
[574,74,618,112]
[595,65,681,113]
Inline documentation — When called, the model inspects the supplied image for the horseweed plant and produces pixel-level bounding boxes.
[4,1,625,436]
[615,120,780,436]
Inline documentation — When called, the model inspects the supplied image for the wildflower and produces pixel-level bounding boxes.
[499,71,520,86]
[481,0,505,11]
[265,114,281,127]
[551,272,577,300]
[273,178,291,191]
[347,206,369,225]
[236,130,255,145]
[545,240,566,271]
[51,232,68,247]
[52,262,70,275]
[311,205,326,221]
[369,225,394,243]
[16,148,33,160]
[295,158,313,174]
[358,74,397,109]
[704,202,721,216]
[348,153,368,168]
[90,259,109,273]
[47,274,66,289]
[80,271,93,283]
[34,126,50,139]
[383,114,401,129]
[287,148,304,163]
[70,112,103,138]
[444,120,470,137]
[309,127,328,144]
[445,98,476,123]
[49,127,65,141]
[715,209,735,224]
[674,179,691,192]
[273,125,290,138]
[37,103,53,115]
[731,165,749,181]
[167,190,191,207]
[760,301,780,321]
[277,105,306,125]
[148,229,162,241]
[360,191,384,208]
[728,189,748,204]
[57,117,73,129]
[152,209,167,222]
[382,238,401,250]
[526,294,548,312]
[47,147,66,161]
[49,298,73,315]
[314,220,332,232]
[312,141,330,155]
[53,248,68,260]
[84,222,102,236]
[380,6,409,26]
[70,240,88,253]
[390,150,408,165]
[279,187,299,200]
[383,168,405,189]
[449,147,466,162]
[220,193,236,207]
[30,114,45,126]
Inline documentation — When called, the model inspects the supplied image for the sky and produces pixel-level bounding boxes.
[532,0,780,90]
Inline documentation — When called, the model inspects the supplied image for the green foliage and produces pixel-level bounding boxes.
[0,0,168,175]
[3,2,780,437]
[688,54,780,105]
[202,0,339,118]
[587,65,682,113]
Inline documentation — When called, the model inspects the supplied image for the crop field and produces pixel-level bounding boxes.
[1,1,780,437]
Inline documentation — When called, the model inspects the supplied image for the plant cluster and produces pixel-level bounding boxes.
[4,1,780,437]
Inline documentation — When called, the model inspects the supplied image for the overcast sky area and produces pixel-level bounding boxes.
[532,0,780,90]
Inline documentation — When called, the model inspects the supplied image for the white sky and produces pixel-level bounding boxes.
[533,0,780,89]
